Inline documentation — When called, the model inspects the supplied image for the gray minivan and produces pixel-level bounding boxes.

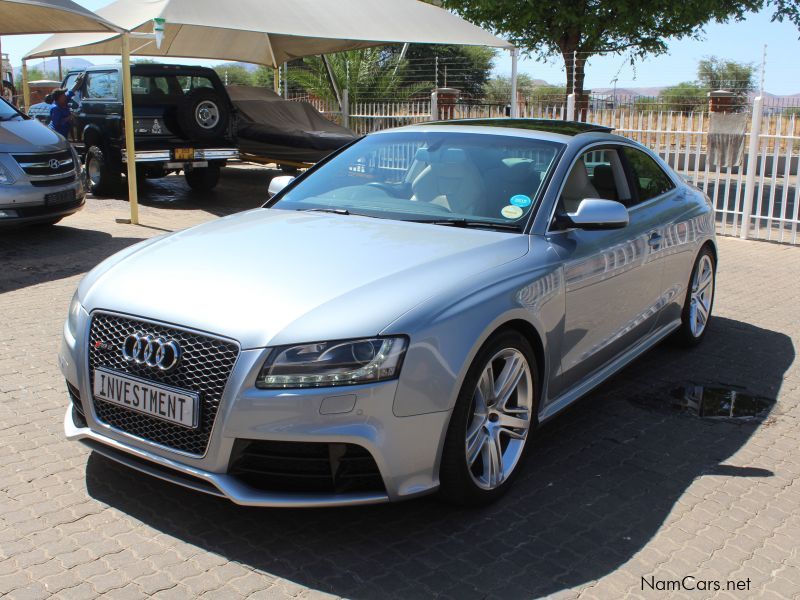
[0,98,86,227]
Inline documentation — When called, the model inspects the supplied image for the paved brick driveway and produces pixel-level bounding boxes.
[1,167,799,599]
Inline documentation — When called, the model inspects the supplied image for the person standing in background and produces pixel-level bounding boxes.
[48,72,84,138]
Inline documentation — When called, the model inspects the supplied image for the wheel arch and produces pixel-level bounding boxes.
[81,124,103,149]
[701,239,718,264]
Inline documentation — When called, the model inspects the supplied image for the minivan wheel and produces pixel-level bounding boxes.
[85,146,121,196]
[674,246,716,347]
[439,330,537,506]
[184,165,221,192]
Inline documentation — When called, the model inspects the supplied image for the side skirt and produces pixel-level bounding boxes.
[539,320,681,424]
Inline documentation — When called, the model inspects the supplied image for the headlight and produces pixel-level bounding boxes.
[0,162,15,185]
[256,336,408,389]
[66,291,82,338]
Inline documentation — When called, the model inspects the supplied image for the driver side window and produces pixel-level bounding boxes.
[621,147,675,204]
[557,148,629,215]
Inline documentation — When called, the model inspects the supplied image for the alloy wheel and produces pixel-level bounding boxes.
[689,254,714,337]
[465,348,533,490]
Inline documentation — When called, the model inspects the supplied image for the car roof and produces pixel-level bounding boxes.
[421,118,613,136]
[377,118,617,144]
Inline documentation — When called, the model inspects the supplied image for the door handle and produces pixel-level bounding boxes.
[648,231,663,249]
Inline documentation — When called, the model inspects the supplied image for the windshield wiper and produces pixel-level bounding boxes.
[301,207,351,215]
[406,218,523,232]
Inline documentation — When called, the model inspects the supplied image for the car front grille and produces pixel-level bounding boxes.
[88,313,240,456]
[228,440,385,494]
[12,150,75,176]
[29,174,77,188]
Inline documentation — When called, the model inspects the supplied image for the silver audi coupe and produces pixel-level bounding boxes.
[60,119,717,507]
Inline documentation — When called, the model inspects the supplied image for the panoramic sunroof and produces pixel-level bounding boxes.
[424,118,614,136]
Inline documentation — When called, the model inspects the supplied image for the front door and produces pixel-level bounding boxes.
[549,146,665,395]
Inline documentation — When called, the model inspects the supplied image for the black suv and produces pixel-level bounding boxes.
[62,63,238,194]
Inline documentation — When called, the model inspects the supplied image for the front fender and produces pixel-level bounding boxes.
[384,239,564,418]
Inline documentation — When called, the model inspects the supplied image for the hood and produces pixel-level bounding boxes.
[0,118,67,153]
[81,209,529,349]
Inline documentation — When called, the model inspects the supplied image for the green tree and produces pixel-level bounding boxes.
[289,48,431,104]
[213,64,254,86]
[442,0,778,113]
[483,74,566,104]
[697,57,755,105]
[658,81,709,112]
[384,44,495,99]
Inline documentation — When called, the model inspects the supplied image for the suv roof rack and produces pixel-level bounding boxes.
[423,118,614,136]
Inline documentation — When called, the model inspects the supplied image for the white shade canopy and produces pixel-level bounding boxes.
[0,0,118,34]
[25,0,512,64]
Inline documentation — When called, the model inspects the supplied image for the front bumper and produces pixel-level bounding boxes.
[0,176,86,226]
[60,310,449,507]
[65,406,391,507]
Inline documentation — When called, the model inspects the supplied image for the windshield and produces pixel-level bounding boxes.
[0,98,23,121]
[271,131,563,231]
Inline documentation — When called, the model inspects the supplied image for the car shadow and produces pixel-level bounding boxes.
[85,316,793,599]
[105,166,282,218]
[0,226,145,294]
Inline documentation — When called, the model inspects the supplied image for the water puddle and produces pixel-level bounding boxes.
[631,385,774,419]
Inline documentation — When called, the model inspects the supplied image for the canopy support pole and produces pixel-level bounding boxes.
[510,47,519,119]
[22,60,30,111]
[121,32,139,225]
[0,36,4,101]
[273,67,279,94]
[321,54,343,114]
[58,56,63,80]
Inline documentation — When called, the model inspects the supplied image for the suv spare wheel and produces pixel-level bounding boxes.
[178,88,230,140]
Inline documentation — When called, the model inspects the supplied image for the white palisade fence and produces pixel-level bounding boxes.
[294,95,800,246]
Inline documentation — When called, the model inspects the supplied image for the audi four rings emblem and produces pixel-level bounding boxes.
[121,332,181,371]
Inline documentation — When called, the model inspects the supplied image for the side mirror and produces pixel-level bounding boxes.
[267,175,294,199]
[565,198,629,230]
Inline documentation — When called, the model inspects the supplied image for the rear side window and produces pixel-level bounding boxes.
[623,148,675,203]
[85,71,120,100]
[176,76,215,93]
[131,75,180,97]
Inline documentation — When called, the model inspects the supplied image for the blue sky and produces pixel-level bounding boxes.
[3,2,799,94]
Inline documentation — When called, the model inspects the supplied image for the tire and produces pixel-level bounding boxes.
[85,146,121,196]
[439,329,539,506]
[673,246,716,347]
[177,88,230,140]
[184,165,221,192]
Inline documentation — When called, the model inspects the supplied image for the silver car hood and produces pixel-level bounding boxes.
[0,118,67,153]
[80,208,529,348]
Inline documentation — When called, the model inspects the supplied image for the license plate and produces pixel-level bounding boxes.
[174,148,195,161]
[45,189,76,206]
[93,368,199,429]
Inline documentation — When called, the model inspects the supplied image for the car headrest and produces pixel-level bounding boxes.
[440,148,468,165]
[414,147,432,163]
[593,164,616,189]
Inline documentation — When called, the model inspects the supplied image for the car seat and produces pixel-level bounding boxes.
[482,160,541,219]
[411,148,485,214]
[560,161,599,213]
[591,164,618,201]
